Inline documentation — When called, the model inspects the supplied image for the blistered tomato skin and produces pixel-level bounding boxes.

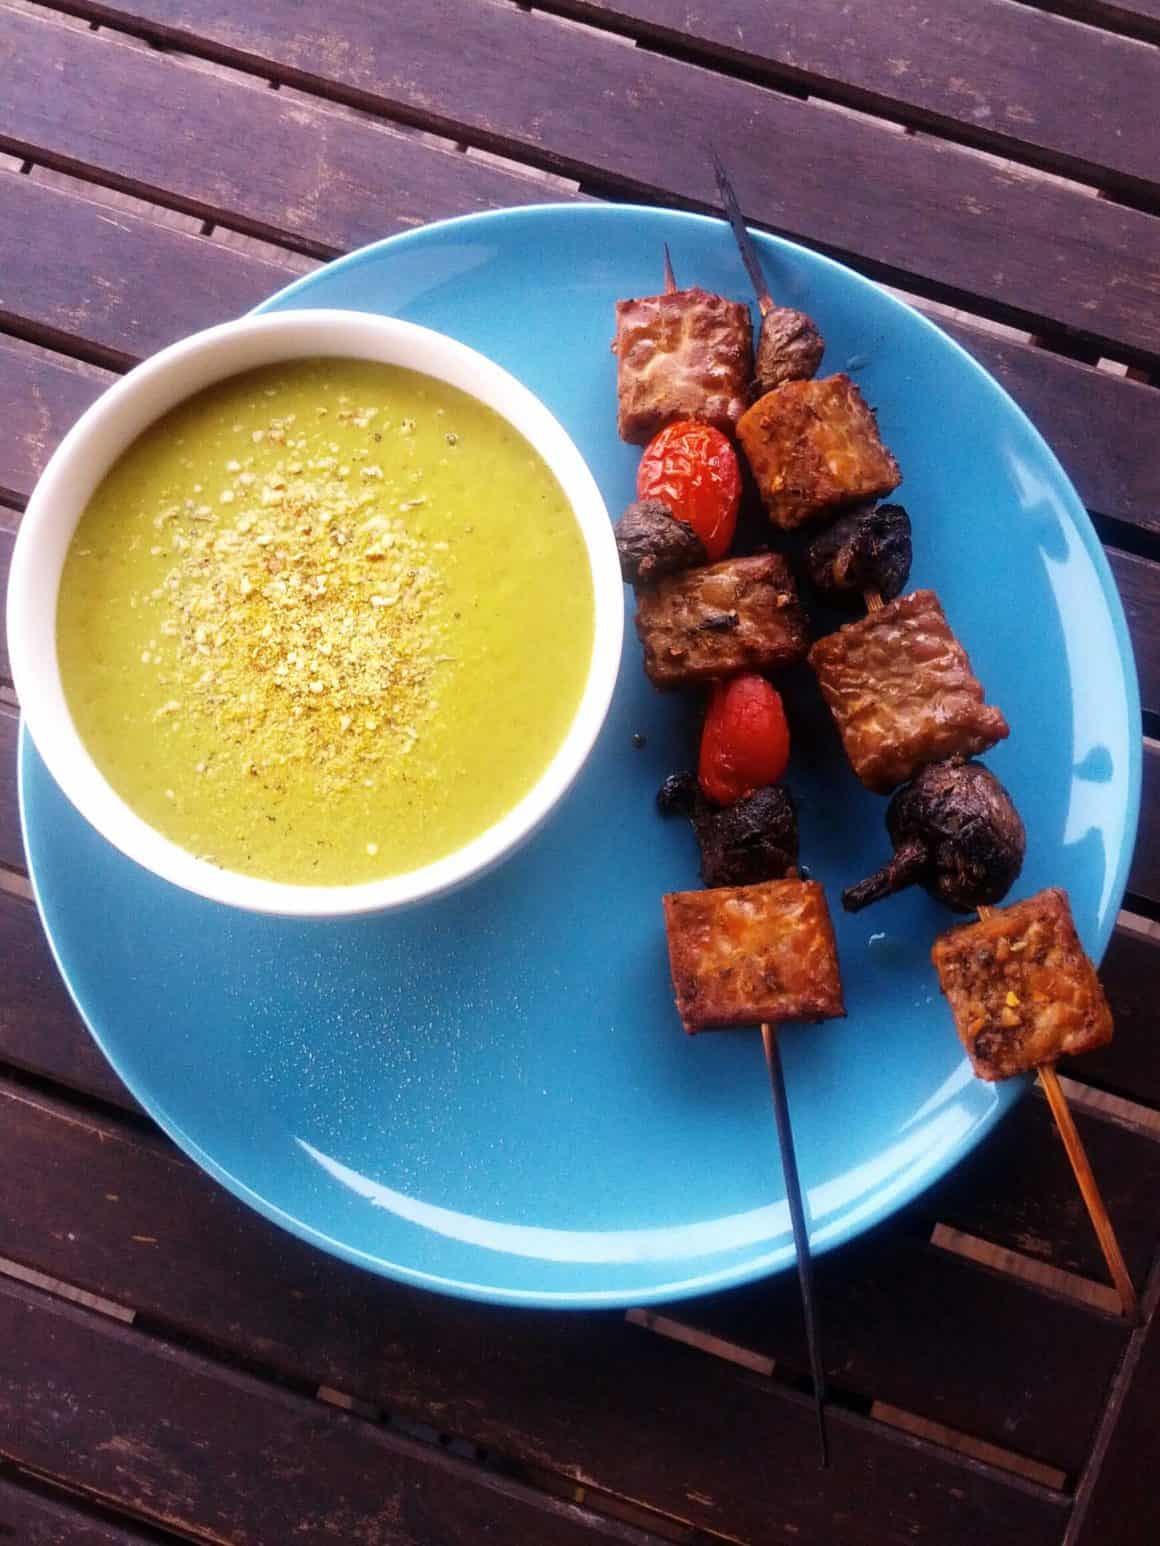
[698,674,791,806]
[637,421,742,562]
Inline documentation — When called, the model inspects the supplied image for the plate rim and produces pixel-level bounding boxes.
[17,200,1142,1307]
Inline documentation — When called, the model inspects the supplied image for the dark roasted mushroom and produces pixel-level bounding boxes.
[804,501,912,607]
[614,499,706,587]
[843,760,1025,914]
[755,307,825,394]
[658,772,798,888]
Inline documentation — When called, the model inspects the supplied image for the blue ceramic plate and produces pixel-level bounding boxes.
[21,205,1140,1306]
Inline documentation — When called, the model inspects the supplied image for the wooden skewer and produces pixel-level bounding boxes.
[760,1021,830,1466]
[868,586,1138,1318]
[710,148,775,318]
[662,241,678,295]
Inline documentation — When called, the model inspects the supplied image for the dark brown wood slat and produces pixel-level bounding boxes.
[1070,1291,1160,1545]
[0,173,293,369]
[0,7,581,259]
[1127,741,1160,904]
[933,322,1160,537]
[0,1081,1068,1546]
[0,708,22,873]
[658,1226,1125,1474]
[1030,0,1160,46]
[1063,924,1160,1105]
[1108,550,1160,714]
[539,0,1160,196]
[0,521,13,683]
[0,334,111,507]
[0,1080,1120,1480]
[930,1091,1160,1286]
[0,894,137,1109]
[0,1275,664,1546]
[0,1477,158,1546]
[36,0,1160,361]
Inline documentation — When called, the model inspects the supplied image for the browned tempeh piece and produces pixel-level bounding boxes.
[932,888,1113,1081]
[634,553,809,689]
[663,879,845,1034]
[613,287,753,444]
[736,374,900,530]
[808,589,1009,793]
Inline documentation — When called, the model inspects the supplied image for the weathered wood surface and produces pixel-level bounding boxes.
[0,6,581,257]
[1063,925,1160,1105]
[0,1092,1070,1546]
[33,0,1160,360]
[0,1477,159,1546]
[0,1075,1143,1475]
[0,333,111,506]
[1071,1284,1160,1545]
[1108,551,1160,714]
[0,894,139,1108]
[1128,744,1160,904]
[0,707,22,873]
[0,519,12,683]
[0,1274,667,1546]
[535,0,1160,195]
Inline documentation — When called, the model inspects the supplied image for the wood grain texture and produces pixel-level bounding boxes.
[0,1080,1068,1546]
[34,0,1160,360]
[1070,1289,1160,1544]
[0,7,582,256]
[0,334,112,506]
[0,894,137,1108]
[538,0,1160,195]
[930,1091,1160,1287]
[0,171,293,367]
[1108,550,1160,714]
[932,321,1160,536]
[648,1224,1126,1474]
[1127,743,1159,904]
[0,1273,665,1546]
[0,707,21,872]
[1063,923,1160,1105]
[0,522,12,682]
[0,1477,158,1546]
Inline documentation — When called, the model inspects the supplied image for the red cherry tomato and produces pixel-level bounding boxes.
[698,675,790,806]
[637,421,741,562]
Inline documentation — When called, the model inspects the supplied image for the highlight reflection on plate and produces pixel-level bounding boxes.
[21,204,1140,1306]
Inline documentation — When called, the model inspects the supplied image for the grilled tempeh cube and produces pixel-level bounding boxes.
[634,553,809,690]
[663,878,844,1033]
[736,374,901,530]
[613,287,753,444]
[932,888,1113,1080]
[808,589,1009,793]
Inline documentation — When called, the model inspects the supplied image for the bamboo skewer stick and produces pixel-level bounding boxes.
[662,241,678,295]
[871,587,1138,1318]
[761,1022,830,1466]
[710,146,774,318]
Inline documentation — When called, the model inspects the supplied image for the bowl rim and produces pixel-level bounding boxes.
[6,308,624,918]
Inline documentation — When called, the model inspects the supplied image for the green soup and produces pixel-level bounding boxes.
[57,359,595,885]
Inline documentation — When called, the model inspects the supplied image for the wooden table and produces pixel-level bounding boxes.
[2,4,1159,1542]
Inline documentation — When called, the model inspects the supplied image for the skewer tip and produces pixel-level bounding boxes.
[662,242,677,294]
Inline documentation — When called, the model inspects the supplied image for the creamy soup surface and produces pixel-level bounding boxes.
[57,358,595,885]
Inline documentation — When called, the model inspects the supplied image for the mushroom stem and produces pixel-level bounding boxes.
[842,838,927,912]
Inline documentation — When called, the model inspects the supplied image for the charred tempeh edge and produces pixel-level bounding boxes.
[663,878,845,1033]
[737,374,900,530]
[613,287,753,444]
[635,552,809,689]
[932,888,1113,1081]
[808,589,1009,793]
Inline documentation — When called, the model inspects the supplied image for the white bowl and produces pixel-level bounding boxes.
[7,310,624,918]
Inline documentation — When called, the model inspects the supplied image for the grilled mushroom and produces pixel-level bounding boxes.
[843,759,1024,914]
[804,501,912,607]
[614,499,706,587]
[755,306,825,394]
[658,772,798,888]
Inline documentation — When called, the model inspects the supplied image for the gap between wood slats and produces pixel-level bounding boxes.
[627,1301,1075,1491]
[931,1225,1125,1316]
[1014,0,1160,48]
[23,0,1160,365]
